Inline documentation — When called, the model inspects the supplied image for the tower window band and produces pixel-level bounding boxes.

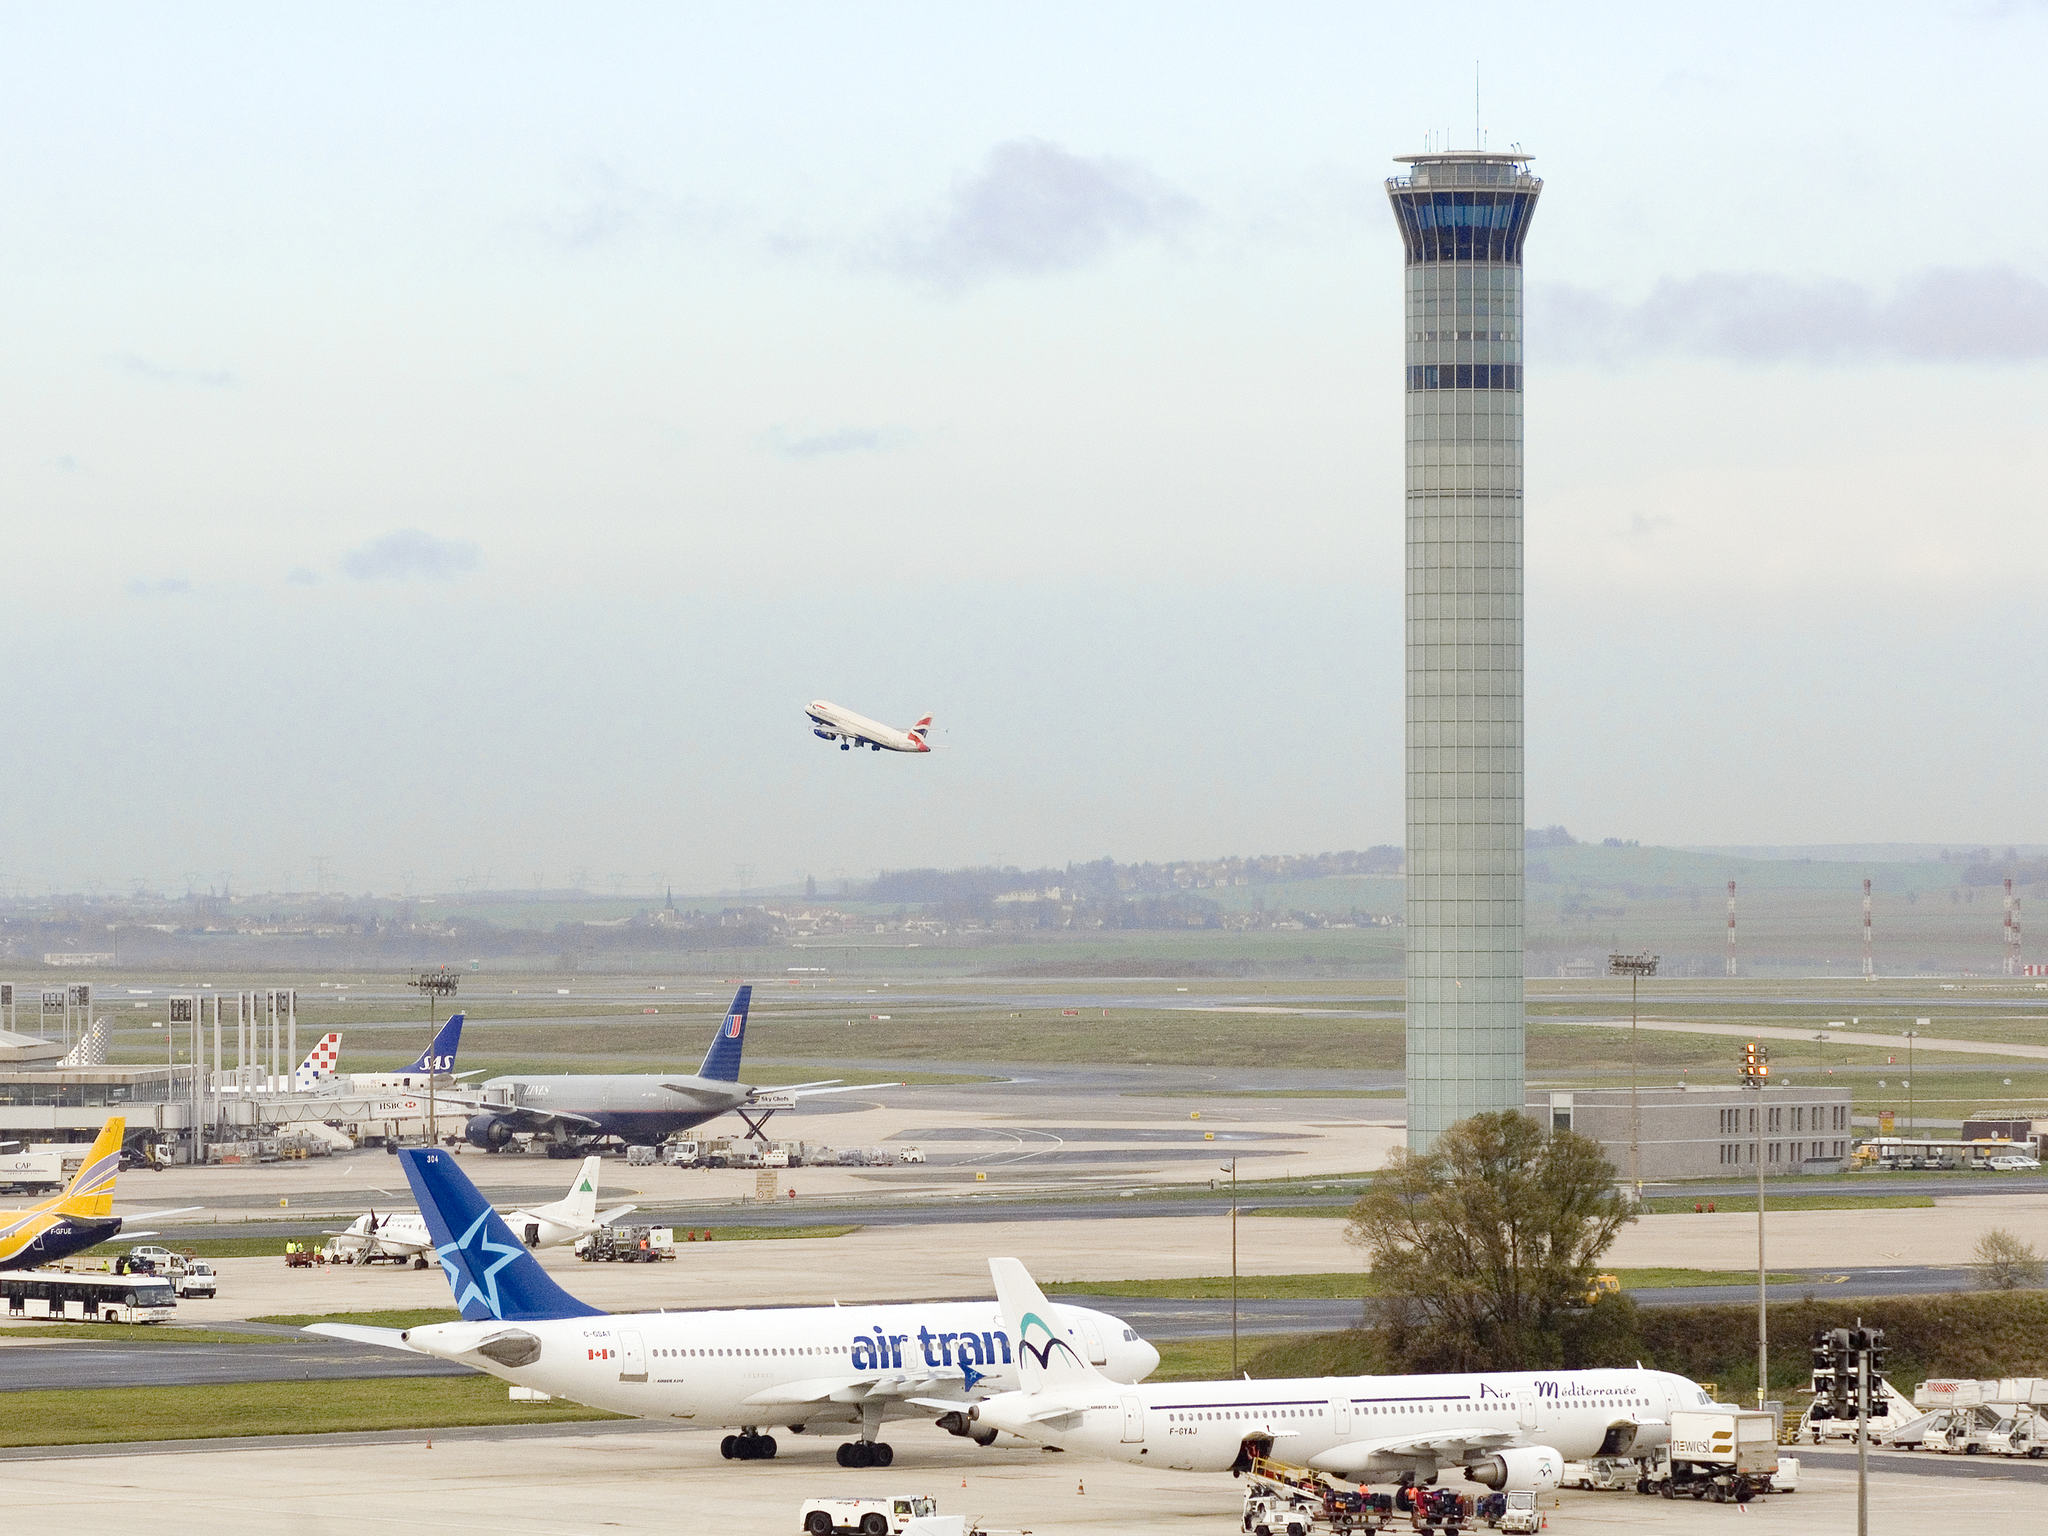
[1408,364,1522,391]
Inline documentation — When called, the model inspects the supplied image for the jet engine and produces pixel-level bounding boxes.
[466,1113,514,1150]
[1464,1447,1564,1492]
[812,727,836,741]
[935,1410,999,1447]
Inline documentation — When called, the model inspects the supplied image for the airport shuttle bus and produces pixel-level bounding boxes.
[2,1270,178,1323]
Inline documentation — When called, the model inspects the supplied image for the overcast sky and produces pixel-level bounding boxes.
[2,3,2043,896]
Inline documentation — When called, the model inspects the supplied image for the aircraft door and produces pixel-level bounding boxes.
[1333,1396,1351,1436]
[619,1330,648,1382]
[1079,1316,1107,1365]
[522,1221,541,1248]
[1121,1395,1145,1443]
[1516,1390,1538,1431]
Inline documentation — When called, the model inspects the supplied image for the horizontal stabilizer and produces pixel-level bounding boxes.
[304,1323,424,1353]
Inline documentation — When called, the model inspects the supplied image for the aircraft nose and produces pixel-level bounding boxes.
[1136,1336,1161,1379]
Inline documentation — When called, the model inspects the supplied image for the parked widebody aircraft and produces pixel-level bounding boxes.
[311,1149,1158,1468]
[805,700,933,754]
[463,986,881,1151]
[0,1118,194,1270]
[966,1259,1708,1487]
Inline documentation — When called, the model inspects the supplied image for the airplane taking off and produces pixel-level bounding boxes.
[463,986,887,1152]
[963,1258,1708,1487]
[311,1149,1158,1467]
[0,1118,196,1270]
[806,700,933,754]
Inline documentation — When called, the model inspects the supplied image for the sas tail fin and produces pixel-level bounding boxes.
[400,1011,465,1076]
[398,1148,601,1323]
[59,1017,112,1069]
[695,985,753,1083]
[990,1256,1105,1393]
[48,1116,126,1218]
[562,1156,603,1225]
[294,1032,343,1090]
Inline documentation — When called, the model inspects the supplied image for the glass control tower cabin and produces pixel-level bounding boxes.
[1384,151,1542,1151]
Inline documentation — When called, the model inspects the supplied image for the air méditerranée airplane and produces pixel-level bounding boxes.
[963,1258,1713,1489]
[324,1154,632,1264]
[311,1147,1158,1468]
[462,985,884,1152]
[805,700,933,754]
[0,1117,194,1271]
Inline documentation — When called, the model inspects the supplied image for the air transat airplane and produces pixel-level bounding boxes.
[311,1149,1158,1468]
[965,1259,1711,1487]
[0,1118,194,1270]
[464,986,882,1150]
[806,700,933,754]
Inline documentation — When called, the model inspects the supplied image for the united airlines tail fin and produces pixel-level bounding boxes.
[293,1032,343,1090]
[48,1116,126,1219]
[398,1148,602,1322]
[990,1256,1104,1393]
[695,985,753,1082]
[59,1017,112,1069]
[400,1012,464,1076]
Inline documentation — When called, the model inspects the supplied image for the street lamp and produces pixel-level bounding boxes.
[1608,953,1659,1204]
[1220,1157,1239,1376]
[408,968,460,1144]
[1903,1023,1924,1139]
[1741,1040,1770,1408]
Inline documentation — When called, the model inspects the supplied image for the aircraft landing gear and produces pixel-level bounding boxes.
[721,1431,777,1460]
[836,1441,893,1468]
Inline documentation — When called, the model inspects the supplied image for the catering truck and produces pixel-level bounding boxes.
[1638,1409,1778,1503]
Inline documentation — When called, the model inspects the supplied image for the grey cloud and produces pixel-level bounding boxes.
[882,138,1197,288]
[109,353,236,388]
[126,576,193,598]
[284,566,320,586]
[339,530,482,582]
[768,427,895,461]
[1541,266,2048,366]
[537,159,730,251]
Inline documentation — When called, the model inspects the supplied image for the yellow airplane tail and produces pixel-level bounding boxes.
[42,1116,126,1218]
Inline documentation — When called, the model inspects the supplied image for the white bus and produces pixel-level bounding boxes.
[1,1270,178,1323]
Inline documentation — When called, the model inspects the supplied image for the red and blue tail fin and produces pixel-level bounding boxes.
[399,1148,602,1322]
[907,715,933,750]
[695,985,753,1082]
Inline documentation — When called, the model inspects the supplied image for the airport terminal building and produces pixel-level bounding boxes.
[1529,1085,1855,1179]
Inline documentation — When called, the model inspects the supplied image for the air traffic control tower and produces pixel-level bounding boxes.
[1385,151,1542,1150]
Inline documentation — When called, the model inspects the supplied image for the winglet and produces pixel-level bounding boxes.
[990,1257,1104,1393]
[695,985,753,1082]
[401,1012,465,1076]
[398,1149,602,1322]
[50,1116,125,1218]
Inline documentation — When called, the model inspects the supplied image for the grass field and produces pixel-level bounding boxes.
[254,1307,458,1328]
[0,1375,617,1447]
[1640,1194,1934,1215]
[0,1323,273,1343]
[1046,1267,1811,1302]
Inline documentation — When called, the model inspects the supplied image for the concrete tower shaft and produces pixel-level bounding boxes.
[1386,151,1541,1150]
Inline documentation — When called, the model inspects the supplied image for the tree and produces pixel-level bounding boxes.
[1974,1227,2044,1290]
[1345,1112,1634,1371]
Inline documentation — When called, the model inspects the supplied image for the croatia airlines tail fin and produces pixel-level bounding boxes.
[695,985,753,1083]
[293,1032,343,1090]
[48,1116,126,1219]
[400,1012,464,1076]
[990,1257,1104,1393]
[398,1148,601,1323]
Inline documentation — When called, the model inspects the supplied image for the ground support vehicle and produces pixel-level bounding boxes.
[573,1225,674,1262]
[1982,1409,2047,1457]
[1768,1458,1799,1493]
[1560,1457,1635,1490]
[1244,1457,1396,1534]
[1636,1409,1777,1502]
[1495,1492,1539,1534]
[798,1493,939,1534]
[1925,1404,2003,1453]
[1798,1379,1915,1442]
[172,1261,216,1298]
[1397,1484,1474,1533]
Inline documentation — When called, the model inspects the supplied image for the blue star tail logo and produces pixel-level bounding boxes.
[961,1363,986,1394]
[437,1209,525,1320]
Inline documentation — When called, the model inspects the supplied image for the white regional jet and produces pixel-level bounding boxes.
[806,700,933,754]
[963,1259,1711,1488]
[312,1149,1158,1469]
[324,1156,632,1264]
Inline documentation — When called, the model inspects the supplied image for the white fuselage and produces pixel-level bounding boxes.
[329,1210,433,1261]
[405,1301,1157,1432]
[806,701,930,754]
[980,1367,1708,1477]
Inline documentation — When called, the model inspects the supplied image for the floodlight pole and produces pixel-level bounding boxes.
[1744,1040,1770,1409]
[1221,1157,1239,1375]
[407,968,460,1145]
[1607,953,1659,1204]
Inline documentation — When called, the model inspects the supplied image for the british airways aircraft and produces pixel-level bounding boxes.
[961,1259,1712,1490]
[311,1149,1158,1468]
[805,700,933,754]
[463,986,884,1152]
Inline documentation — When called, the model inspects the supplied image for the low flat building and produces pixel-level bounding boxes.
[1528,1085,1853,1180]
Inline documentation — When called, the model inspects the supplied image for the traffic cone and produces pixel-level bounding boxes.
[1078,1479,1085,1495]
[426,1438,432,1450]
